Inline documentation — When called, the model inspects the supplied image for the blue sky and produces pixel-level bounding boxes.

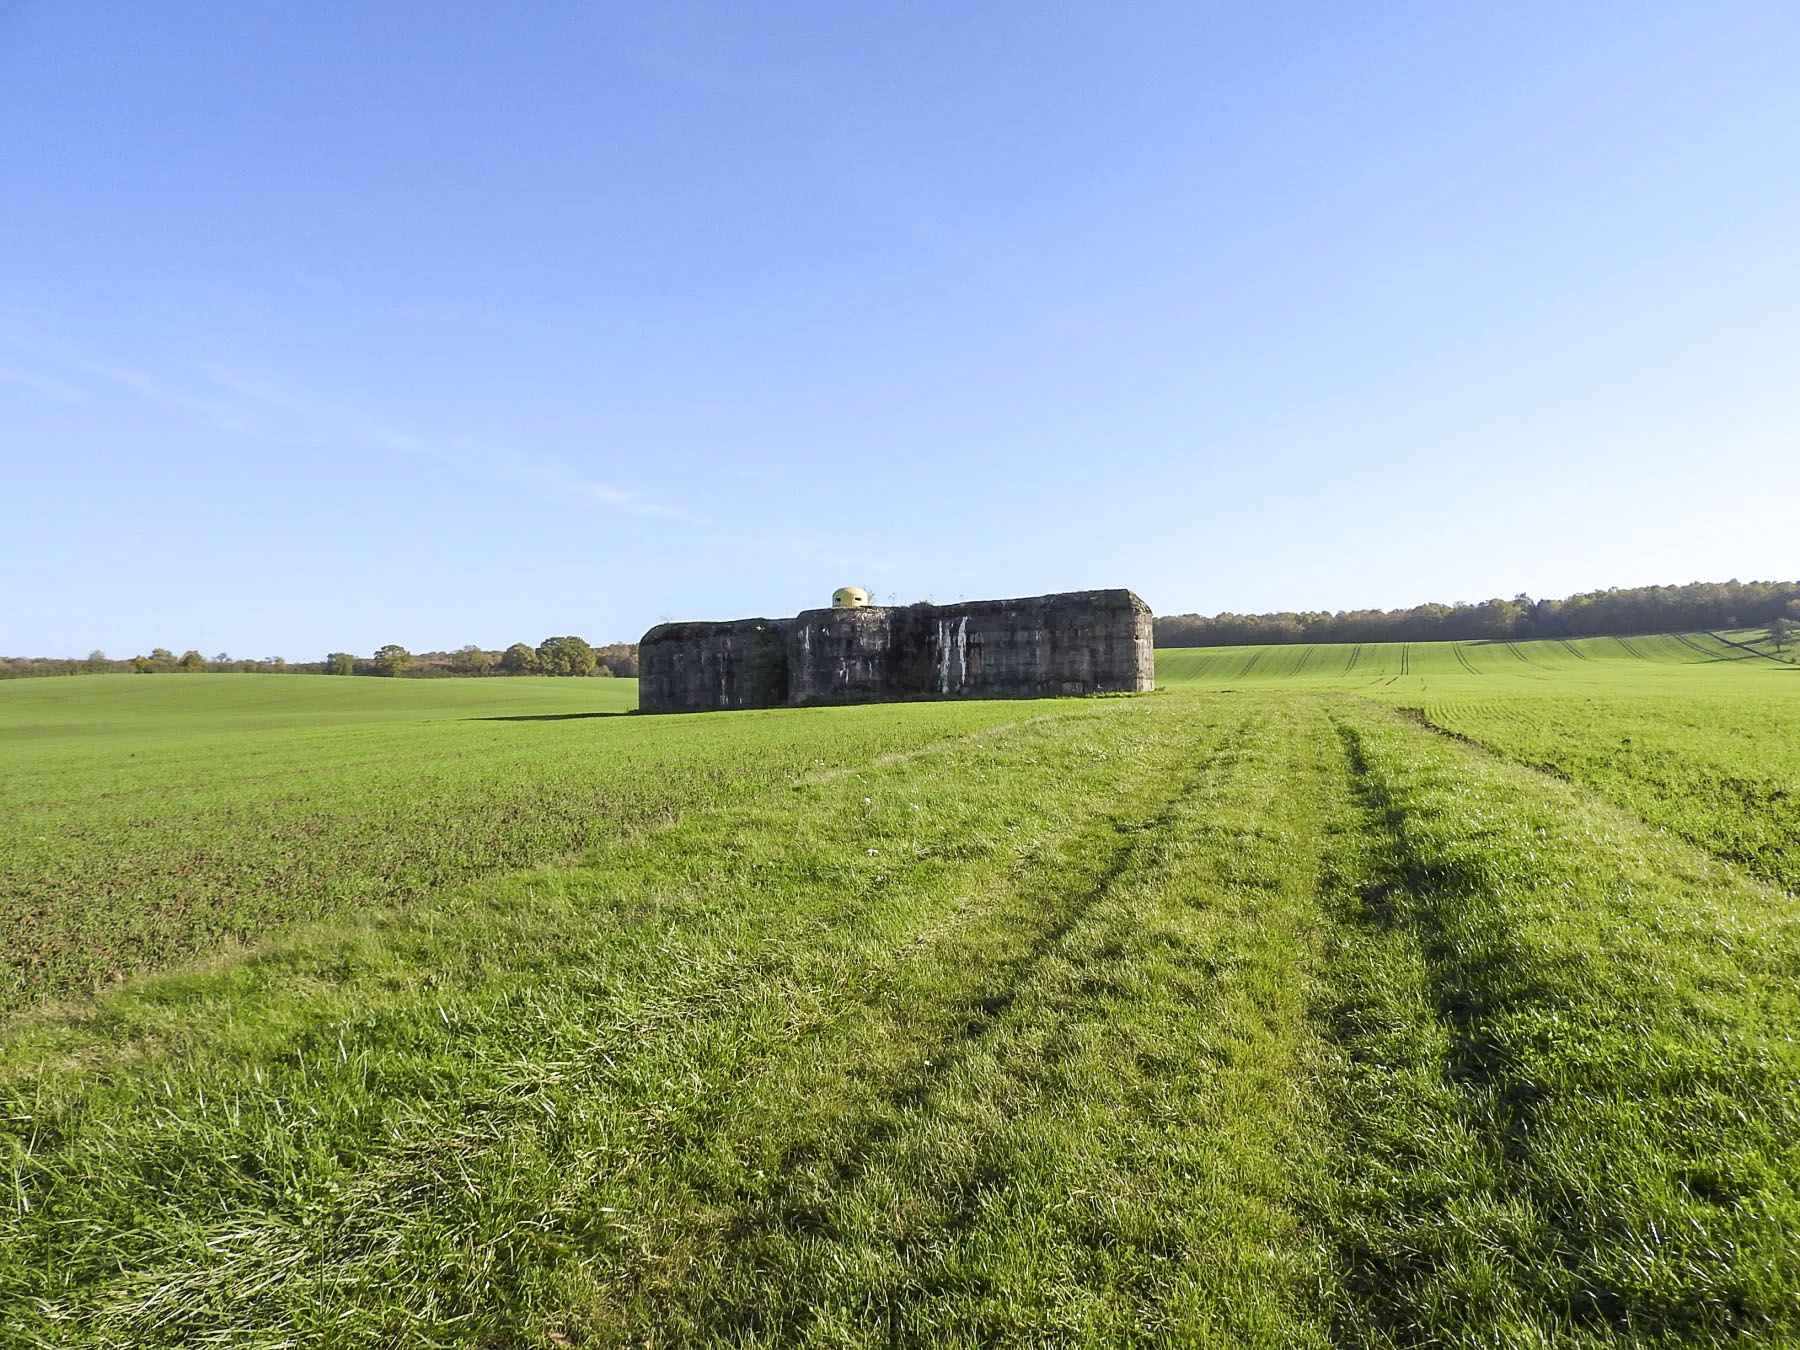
[6,2,1799,658]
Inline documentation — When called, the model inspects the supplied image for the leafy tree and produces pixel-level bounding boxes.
[450,644,493,676]
[536,635,596,677]
[1155,579,1800,649]
[1772,618,1796,654]
[499,643,539,674]
[132,655,153,674]
[326,652,356,676]
[1471,598,1525,638]
[373,644,412,677]
[595,643,639,678]
[179,650,205,672]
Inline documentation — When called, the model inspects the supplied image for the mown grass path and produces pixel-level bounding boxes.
[5,677,1800,1345]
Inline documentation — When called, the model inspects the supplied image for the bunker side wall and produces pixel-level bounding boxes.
[638,619,790,713]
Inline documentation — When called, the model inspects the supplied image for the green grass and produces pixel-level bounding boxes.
[0,675,1045,1010]
[3,649,1800,1345]
[1154,628,1797,687]
[1319,704,1800,1346]
[1158,629,1800,896]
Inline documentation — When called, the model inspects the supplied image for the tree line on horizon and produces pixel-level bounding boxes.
[1155,579,1800,648]
[0,638,640,680]
[329,637,639,679]
[10,580,1800,678]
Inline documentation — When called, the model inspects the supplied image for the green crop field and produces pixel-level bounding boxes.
[3,640,1799,1346]
[1161,629,1800,895]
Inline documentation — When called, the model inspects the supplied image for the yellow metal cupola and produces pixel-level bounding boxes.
[832,586,871,609]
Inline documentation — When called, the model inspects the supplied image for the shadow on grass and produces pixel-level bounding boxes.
[466,711,636,722]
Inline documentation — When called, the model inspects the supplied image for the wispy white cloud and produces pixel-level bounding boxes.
[0,327,698,522]
[484,440,701,521]
[0,363,86,403]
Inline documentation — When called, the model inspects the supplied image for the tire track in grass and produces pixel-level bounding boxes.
[1495,641,1553,680]
[1315,703,1800,1347]
[1389,700,1800,897]
[1,700,1228,1345]
[595,711,1266,1341]
[1510,642,1560,678]
[1707,630,1795,665]
[627,699,1338,1347]
[1452,644,1479,675]
[1669,631,1720,662]
[14,712,1130,1339]
[1558,639,1592,662]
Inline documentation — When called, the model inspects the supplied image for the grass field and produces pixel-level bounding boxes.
[2,642,1798,1346]
[1153,628,1795,686]
[1161,629,1800,894]
[0,677,1034,1010]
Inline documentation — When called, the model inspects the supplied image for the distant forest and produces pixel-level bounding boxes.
[0,638,640,681]
[10,580,1800,677]
[1154,579,1800,648]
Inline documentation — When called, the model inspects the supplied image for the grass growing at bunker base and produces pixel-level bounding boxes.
[4,645,1800,1344]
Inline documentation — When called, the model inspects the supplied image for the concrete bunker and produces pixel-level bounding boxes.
[639,588,1154,714]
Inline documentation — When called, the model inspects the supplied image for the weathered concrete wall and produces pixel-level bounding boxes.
[925,590,1155,699]
[638,589,1154,713]
[637,618,788,713]
[784,605,936,706]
